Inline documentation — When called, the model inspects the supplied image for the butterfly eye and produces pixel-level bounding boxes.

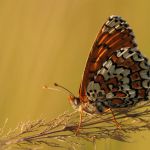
[74,98,80,106]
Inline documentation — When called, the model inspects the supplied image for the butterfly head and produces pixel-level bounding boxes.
[68,95,81,109]
[53,83,81,110]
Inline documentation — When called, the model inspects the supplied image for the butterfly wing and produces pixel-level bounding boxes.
[94,47,150,112]
[79,15,142,103]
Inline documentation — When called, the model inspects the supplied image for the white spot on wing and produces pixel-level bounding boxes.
[116,48,129,57]
[140,70,150,80]
[106,92,114,99]
[142,80,150,88]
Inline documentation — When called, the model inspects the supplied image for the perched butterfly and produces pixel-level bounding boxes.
[48,15,150,129]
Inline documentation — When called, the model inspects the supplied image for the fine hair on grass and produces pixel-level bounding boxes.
[1,101,150,150]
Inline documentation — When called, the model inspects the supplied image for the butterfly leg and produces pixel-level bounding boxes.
[75,106,83,135]
[110,108,121,129]
[105,108,121,129]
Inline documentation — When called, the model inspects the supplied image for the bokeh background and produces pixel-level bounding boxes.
[0,0,150,149]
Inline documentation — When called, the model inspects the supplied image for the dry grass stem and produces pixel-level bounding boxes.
[1,101,150,149]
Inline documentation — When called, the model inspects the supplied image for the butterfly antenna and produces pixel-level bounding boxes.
[54,83,75,97]
[43,83,75,97]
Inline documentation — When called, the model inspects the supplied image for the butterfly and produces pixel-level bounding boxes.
[54,15,150,130]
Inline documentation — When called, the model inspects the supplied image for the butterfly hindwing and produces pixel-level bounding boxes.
[94,47,150,111]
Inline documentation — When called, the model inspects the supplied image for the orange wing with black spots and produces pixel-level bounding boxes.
[79,16,138,102]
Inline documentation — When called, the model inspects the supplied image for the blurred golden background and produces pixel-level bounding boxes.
[0,0,149,149]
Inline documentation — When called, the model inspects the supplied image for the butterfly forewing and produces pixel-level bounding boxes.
[79,16,137,101]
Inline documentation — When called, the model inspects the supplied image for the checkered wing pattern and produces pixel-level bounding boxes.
[79,16,150,112]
